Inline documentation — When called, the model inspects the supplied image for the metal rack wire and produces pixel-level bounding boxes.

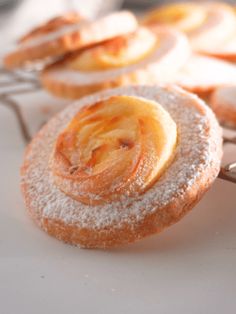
[0,65,235,184]
[0,66,40,142]
[219,136,236,183]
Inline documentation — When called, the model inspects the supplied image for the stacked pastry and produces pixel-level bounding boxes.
[5,2,236,128]
[4,5,235,248]
[142,1,236,127]
[4,10,189,98]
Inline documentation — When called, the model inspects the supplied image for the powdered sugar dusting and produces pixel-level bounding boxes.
[21,85,222,230]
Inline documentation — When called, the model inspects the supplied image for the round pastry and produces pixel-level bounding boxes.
[4,11,137,69]
[142,2,207,32]
[18,12,85,44]
[41,27,190,99]
[210,85,236,128]
[201,31,236,62]
[142,2,236,54]
[197,4,236,61]
[21,85,222,248]
[173,54,236,95]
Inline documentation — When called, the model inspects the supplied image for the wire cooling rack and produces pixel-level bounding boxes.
[0,65,235,184]
[0,66,40,142]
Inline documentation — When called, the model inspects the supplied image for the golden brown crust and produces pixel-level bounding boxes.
[20,86,222,248]
[4,11,138,69]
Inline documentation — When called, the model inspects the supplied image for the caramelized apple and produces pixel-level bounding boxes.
[67,28,157,71]
[142,3,206,32]
[51,95,177,205]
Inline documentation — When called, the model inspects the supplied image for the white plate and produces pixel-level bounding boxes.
[0,89,236,314]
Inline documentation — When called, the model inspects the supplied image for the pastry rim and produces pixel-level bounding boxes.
[4,11,138,69]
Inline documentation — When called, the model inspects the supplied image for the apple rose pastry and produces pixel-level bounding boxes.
[210,85,236,128]
[142,2,206,32]
[201,31,236,62]
[41,27,189,99]
[173,54,236,96]
[190,4,236,61]
[18,12,85,44]
[4,11,137,69]
[142,2,236,54]
[21,85,222,248]
[51,95,177,204]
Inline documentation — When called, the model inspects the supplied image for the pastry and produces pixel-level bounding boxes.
[41,27,189,99]
[194,4,236,61]
[210,85,236,128]
[4,11,138,69]
[173,54,236,95]
[142,2,236,55]
[18,12,85,44]
[21,85,222,248]
[200,31,236,62]
[142,2,207,32]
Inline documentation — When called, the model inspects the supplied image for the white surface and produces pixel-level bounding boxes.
[0,93,236,314]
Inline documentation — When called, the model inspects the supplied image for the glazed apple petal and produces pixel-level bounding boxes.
[51,95,177,205]
[67,28,157,71]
